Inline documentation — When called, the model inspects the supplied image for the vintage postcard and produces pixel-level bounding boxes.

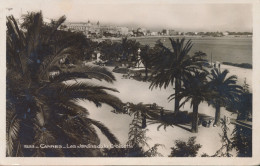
[0,0,259,165]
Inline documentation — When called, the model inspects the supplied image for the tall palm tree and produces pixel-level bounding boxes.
[120,38,141,66]
[208,68,242,126]
[140,45,152,80]
[128,39,141,61]
[121,37,129,60]
[168,71,211,133]
[150,38,207,113]
[6,12,123,157]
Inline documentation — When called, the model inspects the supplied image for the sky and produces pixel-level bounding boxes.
[5,0,253,32]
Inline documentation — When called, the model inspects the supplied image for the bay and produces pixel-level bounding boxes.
[134,36,252,64]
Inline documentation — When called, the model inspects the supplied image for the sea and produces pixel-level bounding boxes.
[131,36,252,65]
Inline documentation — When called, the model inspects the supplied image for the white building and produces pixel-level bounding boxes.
[222,31,229,36]
[117,27,129,35]
[151,32,158,36]
[61,21,101,36]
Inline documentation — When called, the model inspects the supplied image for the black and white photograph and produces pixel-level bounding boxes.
[1,0,260,165]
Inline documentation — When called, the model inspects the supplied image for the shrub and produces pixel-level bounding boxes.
[169,137,202,157]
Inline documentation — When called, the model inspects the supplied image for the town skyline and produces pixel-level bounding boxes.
[63,20,253,33]
[5,0,252,32]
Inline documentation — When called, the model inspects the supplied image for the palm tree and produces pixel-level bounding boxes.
[99,40,121,62]
[140,45,151,80]
[121,37,129,60]
[168,71,211,133]
[128,39,141,61]
[208,68,242,126]
[150,38,207,113]
[6,12,123,157]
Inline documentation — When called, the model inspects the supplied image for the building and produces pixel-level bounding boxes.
[136,27,147,36]
[168,29,178,36]
[151,31,158,36]
[178,31,184,35]
[61,21,101,36]
[116,26,129,35]
[61,21,130,37]
[100,25,118,36]
[222,31,229,36]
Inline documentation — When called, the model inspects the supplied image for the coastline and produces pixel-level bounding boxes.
[95,35,252,42]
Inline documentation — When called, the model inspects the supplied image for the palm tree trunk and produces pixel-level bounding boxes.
[174,78,181,113]
[145,66,148,81]
[214,104,221,126]
[141,113,146,128]
[191,103,199,133]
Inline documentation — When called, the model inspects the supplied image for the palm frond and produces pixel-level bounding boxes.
[59,101,89,115]
[86,118,120,145]
[48,15,66,38]
[39,46,80,79]
[6,113,20,156]
[6,16,26,74]
[68,65,116,83]
[44,83,122,109]
[6,12,120,157]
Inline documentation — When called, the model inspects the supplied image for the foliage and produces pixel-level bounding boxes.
[238,78,252,120]
[149,38,208,112]
[149,38,207,89]
[168,70,211,132]
[83,39,99,61]
[6,12,123,157]
[103,110,164,157]
[120,37,141,64]
[208,69,242,107]
[169,71,210,109]
[225,78,252,121]
[127,113,150,148]
[126,103,192,132]
[212,117,233,157]
[139,45,153,80]
[231,124,252,157]
[98,37,141,67]
[230,78,252,157]
[99,40,121,61]
[208,69,242,125]
[202,117,252,157]
[169,137,202,157]
[242,78,250,93]
[139,45,151,65]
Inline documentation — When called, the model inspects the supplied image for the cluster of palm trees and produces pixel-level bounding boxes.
[98,37,141,63]
[6,12,123,156]
[148,38,243,133]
